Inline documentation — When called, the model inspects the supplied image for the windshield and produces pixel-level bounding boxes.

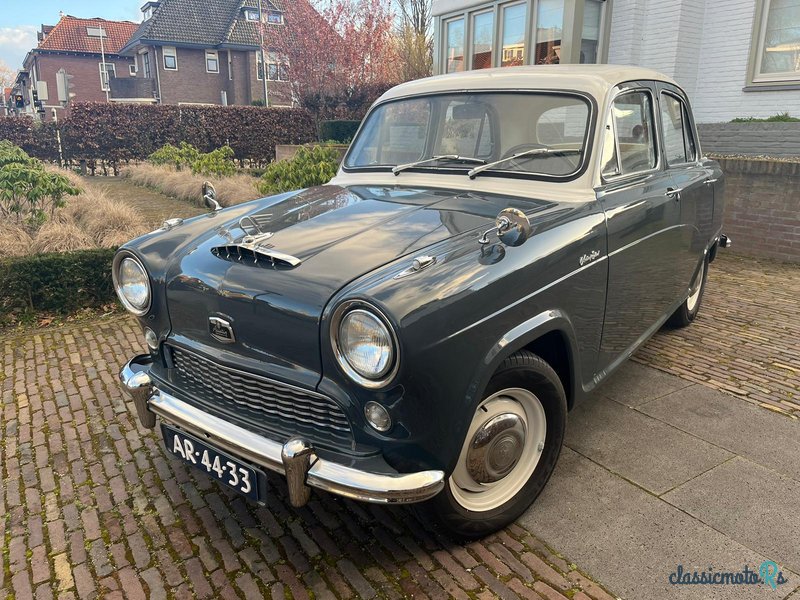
[345,92,592,179]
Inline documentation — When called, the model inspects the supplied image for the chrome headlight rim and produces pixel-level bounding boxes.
[330,300,400,390]
[112,251,152,317]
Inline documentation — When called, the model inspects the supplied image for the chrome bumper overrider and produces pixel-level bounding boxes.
[119,355,445,507]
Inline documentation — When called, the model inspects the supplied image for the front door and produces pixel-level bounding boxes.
[596,83,683,373]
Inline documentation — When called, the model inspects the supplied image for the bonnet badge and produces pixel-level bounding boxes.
[209,316,235,343]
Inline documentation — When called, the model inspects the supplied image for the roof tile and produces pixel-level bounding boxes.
[38,15,139,54]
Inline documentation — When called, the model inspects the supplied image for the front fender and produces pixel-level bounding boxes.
[469,309,582,411]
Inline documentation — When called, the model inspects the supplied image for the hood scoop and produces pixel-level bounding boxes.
[211,233,302,269]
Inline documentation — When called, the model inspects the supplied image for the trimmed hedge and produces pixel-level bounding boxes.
[0,249,116,317]
[319,120,360,143]
[0,102,316,166]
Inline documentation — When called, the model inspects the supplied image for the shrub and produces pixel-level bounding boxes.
[0,249,116,319]
[259,145,340,194]
[190,145,236,177]
[731,112,800,123]
[147,142,200,170]
[318,120,360,143]
[0,142,80,228]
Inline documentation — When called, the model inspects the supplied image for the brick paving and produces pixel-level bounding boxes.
[2,251,795,600]
[634,252,800,418]
[1,322,618,599]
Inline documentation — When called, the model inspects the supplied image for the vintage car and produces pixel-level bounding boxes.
[118,65,729,539]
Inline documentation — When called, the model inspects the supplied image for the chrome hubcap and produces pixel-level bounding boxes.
[450,389,547,512]
[466,413,526,483]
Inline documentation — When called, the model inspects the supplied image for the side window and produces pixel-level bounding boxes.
[610,91,657,176]
[600,110,619,177]
[660,93,697,165]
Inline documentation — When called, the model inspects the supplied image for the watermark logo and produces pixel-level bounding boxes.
[668,561,788,590]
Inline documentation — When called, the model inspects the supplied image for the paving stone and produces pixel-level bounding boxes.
[663,456,800,573]
[566,396,734,494]
[596,361,693,406]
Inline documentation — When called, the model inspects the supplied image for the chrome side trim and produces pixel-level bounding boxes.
[147,390,445,505]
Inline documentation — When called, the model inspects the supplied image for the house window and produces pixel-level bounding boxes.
[99,62,116,91]
[501,3,526,67]
[471,11,494,69]
[163,46,178,70]
[259,52,288,81]
[580,0,604,64]
[244,8,260,20]
[142,52,151,78]
[206,50,219,73]
[267,11,283,24]
[751,0,800,84]
[445,18,466,73]
[535,0,564,64]
[129,58,137,76]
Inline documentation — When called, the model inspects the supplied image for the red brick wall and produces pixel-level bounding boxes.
[145,46,292,107]
[32,53,135,118]
[717,158,800,264]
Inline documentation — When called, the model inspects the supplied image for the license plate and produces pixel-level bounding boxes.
[161,425,263,501]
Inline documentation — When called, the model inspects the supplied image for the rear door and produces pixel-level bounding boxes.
[656,83,716,299]
[596,82,683,371]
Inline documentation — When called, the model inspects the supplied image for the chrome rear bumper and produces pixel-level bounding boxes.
[119,355,445,507]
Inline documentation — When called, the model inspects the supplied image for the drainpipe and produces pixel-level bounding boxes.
[258,0,269,105]
[153,46,164,103]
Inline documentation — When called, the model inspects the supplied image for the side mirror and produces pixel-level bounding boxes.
[479,208,532,247]
[202,181,221,211]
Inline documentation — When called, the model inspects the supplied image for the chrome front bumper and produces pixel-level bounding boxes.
[119,355,445,507]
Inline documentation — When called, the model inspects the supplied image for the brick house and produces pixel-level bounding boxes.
[432,0,800,122]
[117,0,296,107]
[15,15,138,119]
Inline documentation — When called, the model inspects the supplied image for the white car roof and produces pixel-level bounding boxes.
[377,64,682,104]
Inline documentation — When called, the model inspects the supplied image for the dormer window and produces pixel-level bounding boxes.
[244,8,260,21]
[266,11,283,24]
[141,1,160,21]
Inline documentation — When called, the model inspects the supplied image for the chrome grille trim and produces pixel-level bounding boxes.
[168,346,352,446]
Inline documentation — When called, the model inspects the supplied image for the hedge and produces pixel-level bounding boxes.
[319,120,361,143]
[0,249,117,317]
[0,102,316,166]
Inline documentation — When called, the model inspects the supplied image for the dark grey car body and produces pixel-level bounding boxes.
[117,66,725,507]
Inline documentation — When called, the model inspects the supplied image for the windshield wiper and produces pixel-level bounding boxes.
[467,148,582,179]
[392,155,486,175]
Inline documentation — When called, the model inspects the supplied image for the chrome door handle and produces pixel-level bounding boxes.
[704,178,718,185]
[665,187,683,198]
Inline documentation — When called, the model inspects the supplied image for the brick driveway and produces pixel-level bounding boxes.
[1,251,797,600]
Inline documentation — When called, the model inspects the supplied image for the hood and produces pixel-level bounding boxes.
[160,184,554,385]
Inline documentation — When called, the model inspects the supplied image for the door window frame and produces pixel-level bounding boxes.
[599,83,662,185]
[657,90,699,168]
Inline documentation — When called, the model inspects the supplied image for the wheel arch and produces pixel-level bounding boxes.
[470,309,580,412]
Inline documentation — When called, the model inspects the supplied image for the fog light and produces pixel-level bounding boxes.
[364,401,391,432]
[144,328,158,350]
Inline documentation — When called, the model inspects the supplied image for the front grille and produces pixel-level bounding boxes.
[167,346,353,448]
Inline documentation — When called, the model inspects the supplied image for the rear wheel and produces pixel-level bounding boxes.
[420,351,567,540]
[668,256,708,328]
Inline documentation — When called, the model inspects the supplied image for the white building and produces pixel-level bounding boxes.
[432,0,800,122]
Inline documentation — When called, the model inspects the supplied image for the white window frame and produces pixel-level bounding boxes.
[266,10,284,24]
[256,52,264,80]
[748,0,800,86]
[129,57,138,76]
[205,50,220,73]
[163,46,178,71]
[500,1,527,67]
[443,15,467,74]
[99,62,116,91]
[244,8,260,20]
[141,50,152,78]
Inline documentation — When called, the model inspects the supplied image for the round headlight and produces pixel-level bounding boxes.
[335,307,397,386]
[114,255,151,315]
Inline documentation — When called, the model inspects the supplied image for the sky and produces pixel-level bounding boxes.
[1,1,143,70]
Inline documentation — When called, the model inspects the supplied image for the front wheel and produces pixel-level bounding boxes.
[420,351,567,540]
[668,255,708,328]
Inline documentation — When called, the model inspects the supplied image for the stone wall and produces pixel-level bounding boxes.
[717,158,800,263]
[699,123,800,157]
